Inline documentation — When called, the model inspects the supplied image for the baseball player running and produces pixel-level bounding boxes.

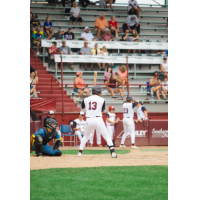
[78,85,117,158]
[106,106,120,146]
[135,101,148,123]
[120,95,138,148]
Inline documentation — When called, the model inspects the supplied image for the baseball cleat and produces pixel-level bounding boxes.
[36,153,42,157]
[77,152,82,157]
[89,144,93,147]
[131,146,138,149]
[119,145,126,148]
[111,152,117,158]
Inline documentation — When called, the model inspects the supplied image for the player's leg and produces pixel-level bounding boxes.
[128,119,138,148]
[34,135,43,157]
[75,130,83,142]
[42,145,62,156]
[96,130,102,147]
[120,118,128,147]
[89,130,94,146]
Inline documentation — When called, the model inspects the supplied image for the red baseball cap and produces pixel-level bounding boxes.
[109,106,115,111]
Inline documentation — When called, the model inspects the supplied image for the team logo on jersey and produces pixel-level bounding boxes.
[117,130,147,138]
[151,128,168,138]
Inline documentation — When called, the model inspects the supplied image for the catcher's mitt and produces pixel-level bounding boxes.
[52,139,62,151]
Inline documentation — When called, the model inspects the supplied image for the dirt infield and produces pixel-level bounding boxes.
[30,146,168,170]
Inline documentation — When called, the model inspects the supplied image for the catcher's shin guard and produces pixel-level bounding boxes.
[35,135,43,156]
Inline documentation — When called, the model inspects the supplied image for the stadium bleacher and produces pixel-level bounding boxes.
[30,0,168,113]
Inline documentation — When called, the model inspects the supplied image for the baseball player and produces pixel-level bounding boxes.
[106,106,120,146]
[30,118,63,157]
[89,130,102,147]
[134,101,148,123]
[120,95,138,148]
[78,85,117,158]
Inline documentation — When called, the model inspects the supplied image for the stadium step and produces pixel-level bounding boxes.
[39,90,67,94]
[36,70,49,74]
[56,107,81,112]
[37,74,53,78]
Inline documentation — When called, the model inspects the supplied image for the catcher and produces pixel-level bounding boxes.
[134,101,148,123]
[30,118,63,157]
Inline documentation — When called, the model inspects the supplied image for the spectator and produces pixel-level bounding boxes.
[30,8,34,21]
[123,15,140,34]
[101,28,114,41]
[44,16,54,39]
[30,14,42,32]
[106,73,125,100]
[70,2,82,26]
[81,27,94,41]
[157,49,168,55]
[30,71,38,98]
[127,0,142,19]
[49,42,59,69]
[104,66,116,83]
[73,72,90,103]
[95,13,108,39]
[79,0,90,7]
[161,76,168,101]
[100,46,108,70]
[80,41,92,71]
[118,65,128,92]
[59,41,73,69]
[148,72,162,100]
[160,56,168,78]
[109,15,121,40]
[91,43,102,70]
[53,29,64,40]
[64,27,75,40]
[32,27,45,56]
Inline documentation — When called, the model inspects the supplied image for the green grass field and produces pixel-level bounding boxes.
[30,149,130,155]
[30,166,168,200]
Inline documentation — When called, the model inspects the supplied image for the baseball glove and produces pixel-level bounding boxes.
[52,139,62,151]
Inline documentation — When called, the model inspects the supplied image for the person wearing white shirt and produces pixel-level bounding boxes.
[127,0,142,19]
[161,76,168,102]
[160,56,168,78]
[81,27,95,41]
[70,2,82,26]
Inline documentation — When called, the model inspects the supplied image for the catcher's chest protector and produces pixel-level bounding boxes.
[42,127,57,145]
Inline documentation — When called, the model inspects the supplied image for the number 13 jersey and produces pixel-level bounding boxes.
[82,95,105,118]
[122,102,137,118]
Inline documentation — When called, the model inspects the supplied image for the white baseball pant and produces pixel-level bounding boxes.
[89,130,101,145]
[107,125,115,140]
[74,131,83,142]
[79,117,114,150]
[121,118,136,145]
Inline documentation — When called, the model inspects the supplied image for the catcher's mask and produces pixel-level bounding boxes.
[46,118,57,131]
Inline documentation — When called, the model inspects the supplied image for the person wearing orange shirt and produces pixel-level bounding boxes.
[95,13,108,39]
[117,65,128,92]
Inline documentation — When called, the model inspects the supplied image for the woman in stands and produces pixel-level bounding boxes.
[109,15,121,40]
[49,42,59,70]
[106,73,125,100]
[30,71,38,98]
[117,65,128,92]
[129,29,141,54]
[104,66,121,84]
[73,71,90,103]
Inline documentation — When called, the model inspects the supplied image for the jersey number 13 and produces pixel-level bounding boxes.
[89,102,97,110]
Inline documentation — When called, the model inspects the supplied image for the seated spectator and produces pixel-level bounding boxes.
[53,29,64,40]
[59,40,73,69]
[157,49,168,55]
[30,14,42,32]
[80,41,92,71]
[100,46,108,69]
[101,28,114,41]
[160,57,168,78]
[99,0,113,8]
[104,66,118,83]
[148,72,162,100]
[91,43,102,70]
[123,15,140,34]
[81,27,94,41]
[30,71,38,98]
[95,13,108,39]
[73,72,90,103]
[70,2,82,26]
[109,16,121,40]
[79,0,90,7]
[49,42,59,69]
[44,16,54,39]
[32,27,45,56]
[30,8,34,21]
[161,76,168,101]
[118,65,128,92]
[127,0,142,19]
[64,27,75,40]
[47,0,56,7]
[106,73,125,100]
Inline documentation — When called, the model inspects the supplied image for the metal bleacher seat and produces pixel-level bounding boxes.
[60,125,76,147]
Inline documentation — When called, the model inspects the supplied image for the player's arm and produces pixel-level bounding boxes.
[55,132,63,142]
[81,99,85,109]
[72,121,80,131]
[142,107,148,120]
[102,100,105,112]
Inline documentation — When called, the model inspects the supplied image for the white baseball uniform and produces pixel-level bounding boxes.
[79,95,114,150]
[136,105,147,120]
[73,118,86,141]
[89,130,101,145]
[106,112,116,140]
[121,102,137,145]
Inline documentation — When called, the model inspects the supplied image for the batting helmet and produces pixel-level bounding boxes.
[46,118,57,130]
[92,85,102,95]
[109,106,115,111]
[126,95,133,102]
